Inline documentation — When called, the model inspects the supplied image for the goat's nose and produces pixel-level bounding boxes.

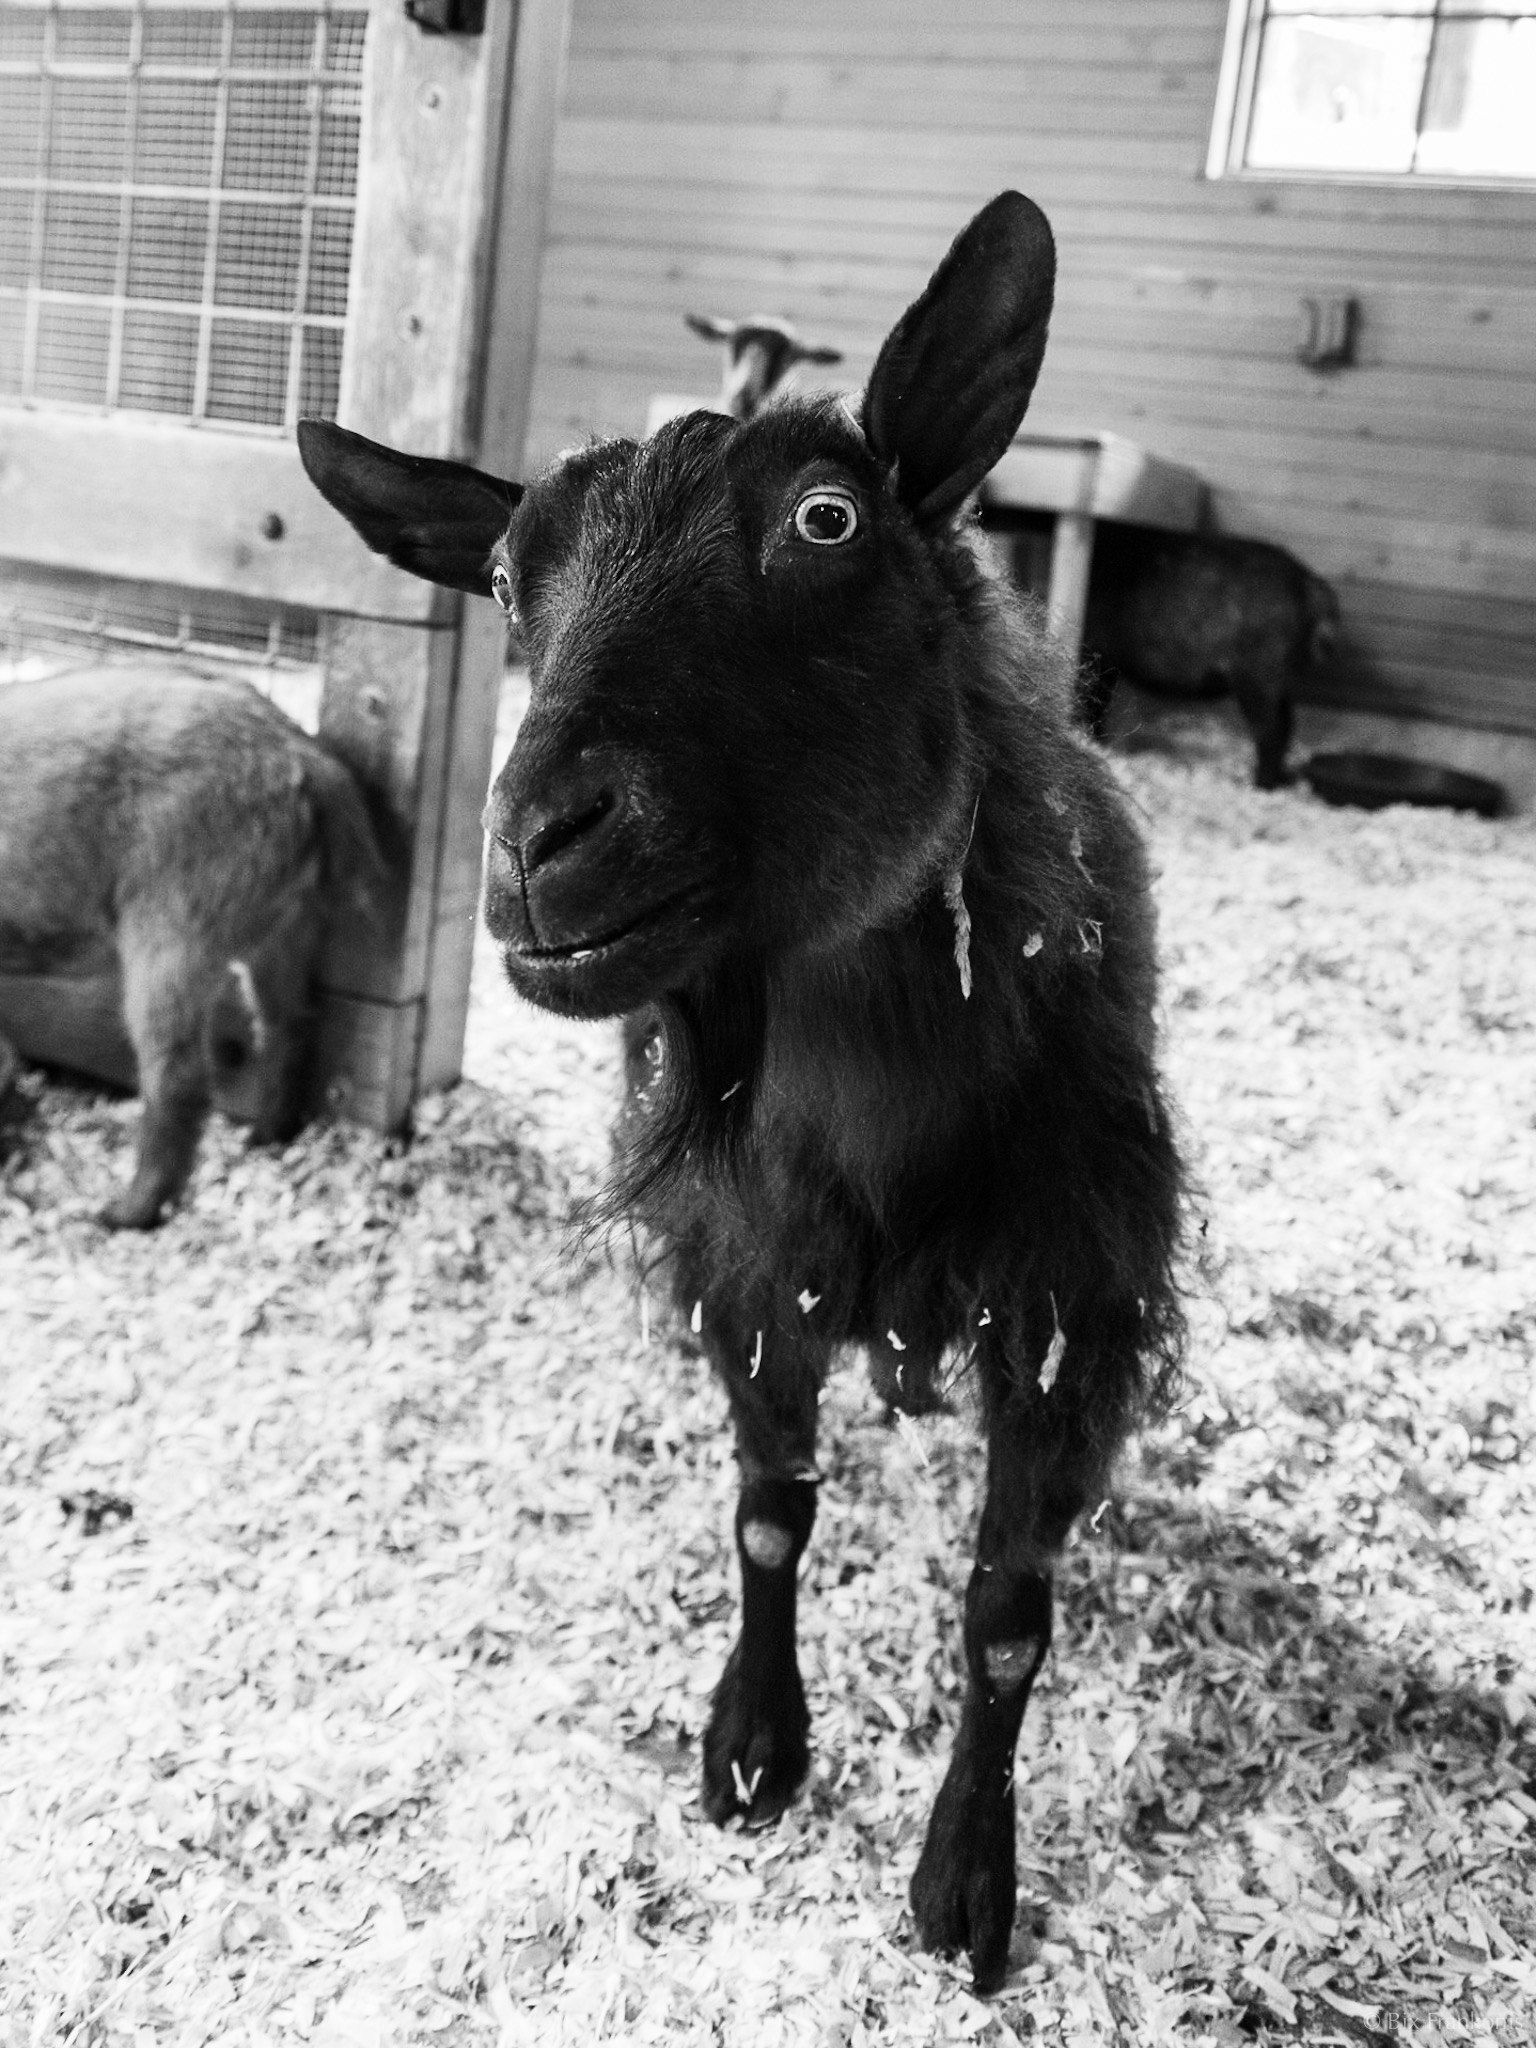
[484,739,641,951]
[519,785,615,874]
[484,758,621,877]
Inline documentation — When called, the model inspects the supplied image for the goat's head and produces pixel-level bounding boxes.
[299,191,1055,1023]
[684,312,844,420]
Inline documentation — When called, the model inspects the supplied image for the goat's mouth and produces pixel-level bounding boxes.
[510,899,671,967]
[499,889,718,1018]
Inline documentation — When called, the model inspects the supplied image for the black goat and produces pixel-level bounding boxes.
[684,311,844,420]
[299,191,1185,1992]
[1080,525,1340,789]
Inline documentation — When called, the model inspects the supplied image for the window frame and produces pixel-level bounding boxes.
[1206,0,1536,187]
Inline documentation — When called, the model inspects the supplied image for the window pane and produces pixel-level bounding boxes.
[1268,0,1432,11]
[48,78,130,183]
[0,296,25,393]
[0,190,34,286]
[140,13,225,68]
[0,79,44,178]
[52,10,133,65]
[136,79,219,188]
[224,81,313,194]
[215,202,302,311]
[326,12,368,74]
[1440,2,1536,17]
[1416,17,1536,174]
[206,317,290,425]
[316,87,361,198]
[119,308,199,415]
[40,191,120,294]
[127,197,208,302]
[0,12,46,61]
[34,301,111,405]
[1246,14,1433,172]
[230,13,321,71]
[299,322,342,420]
[305,206,352,316]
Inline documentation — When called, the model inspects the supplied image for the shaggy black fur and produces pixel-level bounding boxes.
[1079,524,1341,791]
[299,190,1186,1995]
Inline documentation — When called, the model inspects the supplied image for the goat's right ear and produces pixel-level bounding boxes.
[861,191,1055,525]
[297,420,521,597]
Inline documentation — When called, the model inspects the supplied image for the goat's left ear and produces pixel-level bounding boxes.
[685,313,737,343]
[861,190,1055,525]
[297,420,521,596]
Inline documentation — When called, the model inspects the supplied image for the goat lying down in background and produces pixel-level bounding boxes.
[300,191,1185,1993]
[0,674,381,1227]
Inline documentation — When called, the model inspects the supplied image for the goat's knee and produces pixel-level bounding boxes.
[741,1518,795,1570]
[983,1635,1046,1694]
[736,1474,816,1571]
[964,1563,1053,1712]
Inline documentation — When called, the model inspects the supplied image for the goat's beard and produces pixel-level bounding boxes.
[599,953,769,1225]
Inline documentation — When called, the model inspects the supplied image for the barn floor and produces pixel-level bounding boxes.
[2,709,1533,2048]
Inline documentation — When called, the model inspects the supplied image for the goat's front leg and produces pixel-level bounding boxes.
[911,1395,1089,1993]
[696,1292,825,1827]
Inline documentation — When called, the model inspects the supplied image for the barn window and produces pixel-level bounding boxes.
[0,1,366,428]
[1209,1,1536,180]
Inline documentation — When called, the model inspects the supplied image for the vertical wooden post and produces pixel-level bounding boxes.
[418,0,574,1092]
[312,1,572,1126]
[1046,511,1098,664]
[312,608,461,1132]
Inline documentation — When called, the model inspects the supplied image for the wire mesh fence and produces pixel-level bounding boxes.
[0,1,366,430]
[0,557,326,728]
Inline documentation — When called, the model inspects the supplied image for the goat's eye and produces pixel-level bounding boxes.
[491,563,516,615]
[792,489,859,547]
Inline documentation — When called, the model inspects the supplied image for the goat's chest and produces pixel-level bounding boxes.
[752,1033,979,1270]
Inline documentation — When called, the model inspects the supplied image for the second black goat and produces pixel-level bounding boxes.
[1079,524,1340,789]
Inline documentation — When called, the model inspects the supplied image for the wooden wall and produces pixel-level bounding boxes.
[522,0,1536,736]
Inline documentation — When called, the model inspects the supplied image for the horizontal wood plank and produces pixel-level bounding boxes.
[532,335,1536,461]
[566,55,1215,128]
[548,185,1536,271]
[537,280,1536,398]
[0,410,441,620]
[1302,665,1536,735]
[570,19,1226,67]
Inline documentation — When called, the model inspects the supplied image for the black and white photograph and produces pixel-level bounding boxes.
[1,3,1532,2042]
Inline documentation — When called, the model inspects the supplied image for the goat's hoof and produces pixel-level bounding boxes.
[98,1194,164,1231]
[910,1771,1018,1995]
[701,1640,810,1827]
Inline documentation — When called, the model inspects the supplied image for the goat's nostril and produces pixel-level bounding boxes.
[521,789,615,875]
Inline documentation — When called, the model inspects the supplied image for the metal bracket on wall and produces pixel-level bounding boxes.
[404,0,486,32]
[1297,296,1360,373]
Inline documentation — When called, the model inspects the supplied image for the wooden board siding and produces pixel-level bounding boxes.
[521,0,1536,737]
